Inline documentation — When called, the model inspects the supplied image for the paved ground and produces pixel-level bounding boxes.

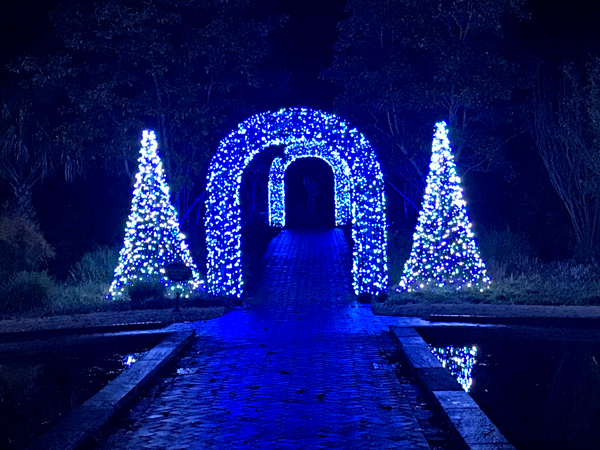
[99,228,454,449]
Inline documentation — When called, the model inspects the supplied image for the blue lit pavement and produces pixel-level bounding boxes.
[101,229,439,449]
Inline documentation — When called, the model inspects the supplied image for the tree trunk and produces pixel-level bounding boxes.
[9,180,35,221]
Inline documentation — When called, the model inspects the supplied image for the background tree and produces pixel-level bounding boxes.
[0,212,55,280]
[528,57,600,261]
[324,0,527,208]
[0,90,54,220]
[12,0,286,224]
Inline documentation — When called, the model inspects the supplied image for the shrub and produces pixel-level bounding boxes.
[49,282,129,315]
[383,258,600,308]
[0,213,54,278]
[387,230,412,283]
[0,271,55,313]
[241,219,279,286]
[69,246,119,284]
[128,280,167,309]
[187,293,235,308]
[478,228,533,279]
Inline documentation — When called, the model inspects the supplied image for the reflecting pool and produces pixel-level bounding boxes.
[421,325,600,450]
[0,331,165,449]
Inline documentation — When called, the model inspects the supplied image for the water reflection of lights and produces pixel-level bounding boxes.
[430,345,477,392]
[123,354,139,367]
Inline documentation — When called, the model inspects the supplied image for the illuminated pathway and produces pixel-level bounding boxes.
[101,229,451,449]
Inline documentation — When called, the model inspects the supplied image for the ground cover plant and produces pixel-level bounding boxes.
[381,227,600,313]
[0,243,227,322]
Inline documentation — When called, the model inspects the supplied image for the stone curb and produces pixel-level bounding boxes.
[27,329,196,450]
[0,322,165,343]
[428,314,600,328]
[390,325,516,450]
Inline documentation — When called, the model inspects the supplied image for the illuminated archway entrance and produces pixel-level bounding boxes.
[205,108,387,297]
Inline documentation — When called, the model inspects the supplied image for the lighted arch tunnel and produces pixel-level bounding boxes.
[268,142,352,228]
[205,107,388,298]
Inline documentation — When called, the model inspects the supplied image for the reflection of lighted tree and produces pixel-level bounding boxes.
[431,345,477,392]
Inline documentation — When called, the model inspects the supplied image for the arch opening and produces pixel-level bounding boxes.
[284,157,335,228]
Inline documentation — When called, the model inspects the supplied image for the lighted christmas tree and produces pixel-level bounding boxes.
[398,122,490,292]
[109,130,204,299]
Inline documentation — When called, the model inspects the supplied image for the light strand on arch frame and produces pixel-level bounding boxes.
[205,108,388,298]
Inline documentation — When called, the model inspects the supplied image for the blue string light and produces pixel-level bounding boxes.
[205,107,388,297]
[109,130,204,299]
[398,122,490,292]
[268,142,351,227]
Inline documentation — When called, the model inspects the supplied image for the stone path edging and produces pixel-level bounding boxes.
[0,322,165,344]
[429,314,600,328]
[27,329,196,450]
[390,326,516,450]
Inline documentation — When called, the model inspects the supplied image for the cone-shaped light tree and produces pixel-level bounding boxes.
[109,130,204,299]
[398,122,489,292]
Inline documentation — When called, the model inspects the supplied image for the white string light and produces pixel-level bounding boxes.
[398,122,490,292]
[109,130,204,299]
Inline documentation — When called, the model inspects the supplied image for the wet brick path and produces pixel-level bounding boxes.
[100,229,447,449]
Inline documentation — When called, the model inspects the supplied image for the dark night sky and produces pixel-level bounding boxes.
[0,1,57,65]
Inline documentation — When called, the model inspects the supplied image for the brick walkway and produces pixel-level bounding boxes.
[100,229,446,449]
